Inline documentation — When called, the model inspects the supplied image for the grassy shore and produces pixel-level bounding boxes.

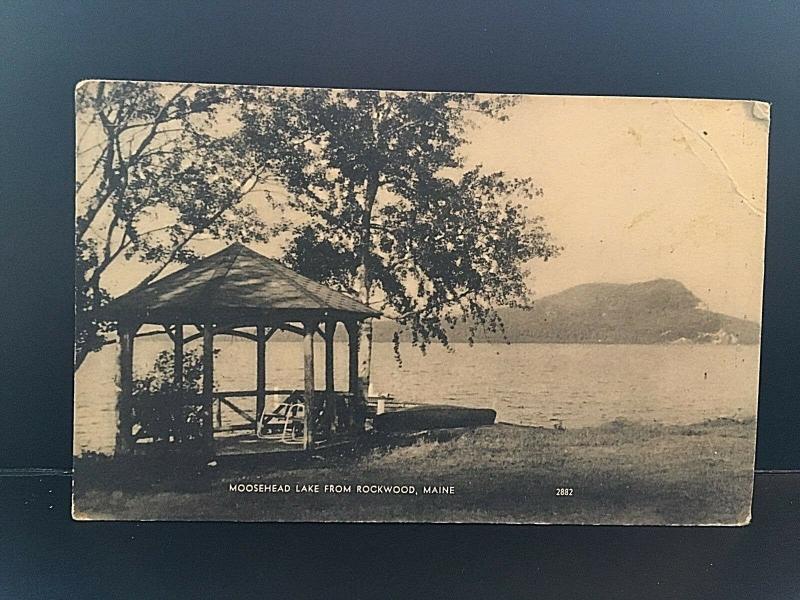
[73,417,756,524]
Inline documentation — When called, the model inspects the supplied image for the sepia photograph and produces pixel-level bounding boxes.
[72,81,768,524]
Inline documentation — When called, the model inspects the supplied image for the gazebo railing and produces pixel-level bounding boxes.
[130,391,211,447]
[214,389,366,440]
[212,390,297,433]
[128,388,367,451]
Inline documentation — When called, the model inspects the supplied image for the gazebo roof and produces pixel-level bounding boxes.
[100,243,381,324]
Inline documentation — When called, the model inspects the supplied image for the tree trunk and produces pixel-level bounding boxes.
[114,324,136,456]
[73,336,93,372]
[355,172,379,398]
[356,315,373,399]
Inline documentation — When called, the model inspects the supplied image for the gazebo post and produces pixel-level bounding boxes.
[173,324,184,389]
[115,322,137,456]
[302,319,318,449]
[202,323,215,451]
[324,320,337,435]
[173,324,184,443]
[255,324,267,433]
[346,321,360,430]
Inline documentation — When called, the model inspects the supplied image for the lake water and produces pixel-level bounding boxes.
[74,339,760,455]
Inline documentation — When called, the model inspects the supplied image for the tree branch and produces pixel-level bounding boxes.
[129,84,192,161]
[76,85,192,245]
[393,289,476,321]
[75,142,109,195]
[132,166,267,290]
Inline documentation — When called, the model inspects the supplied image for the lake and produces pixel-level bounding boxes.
[74,339,760,455]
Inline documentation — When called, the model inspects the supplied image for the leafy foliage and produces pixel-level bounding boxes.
[74,81,279,369]
[131,348,216,444]
[74,82,560,381]
[132,348,209,395]
[237,89,560,356]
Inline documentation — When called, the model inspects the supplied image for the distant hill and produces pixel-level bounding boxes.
[371,279,760,345]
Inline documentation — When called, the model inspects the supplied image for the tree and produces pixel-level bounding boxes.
[74,81,278,370]
[237,88,559,390]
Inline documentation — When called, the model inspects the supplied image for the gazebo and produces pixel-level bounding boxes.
[98,242,381,456]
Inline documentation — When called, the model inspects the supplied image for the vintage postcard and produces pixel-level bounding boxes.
[73,81,768,524]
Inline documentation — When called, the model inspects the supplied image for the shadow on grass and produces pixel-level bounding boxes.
[72,417,755,524]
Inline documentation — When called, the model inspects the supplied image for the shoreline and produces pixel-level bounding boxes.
[72,413,757,459]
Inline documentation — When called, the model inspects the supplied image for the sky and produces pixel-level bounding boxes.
[458,94,769,321]
[88,85,769,322]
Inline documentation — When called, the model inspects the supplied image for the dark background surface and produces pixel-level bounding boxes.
[0,2,798,597]
[1,473,798,599]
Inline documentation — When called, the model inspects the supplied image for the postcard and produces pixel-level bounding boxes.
[73,81,768,524]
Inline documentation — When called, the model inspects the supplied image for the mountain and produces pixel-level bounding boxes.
[372,279,760,345]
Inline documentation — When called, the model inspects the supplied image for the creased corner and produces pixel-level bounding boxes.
[751,101,770,123]
[667,102,766,218]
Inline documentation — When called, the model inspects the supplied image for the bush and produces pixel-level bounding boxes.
[131,348,217,445]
